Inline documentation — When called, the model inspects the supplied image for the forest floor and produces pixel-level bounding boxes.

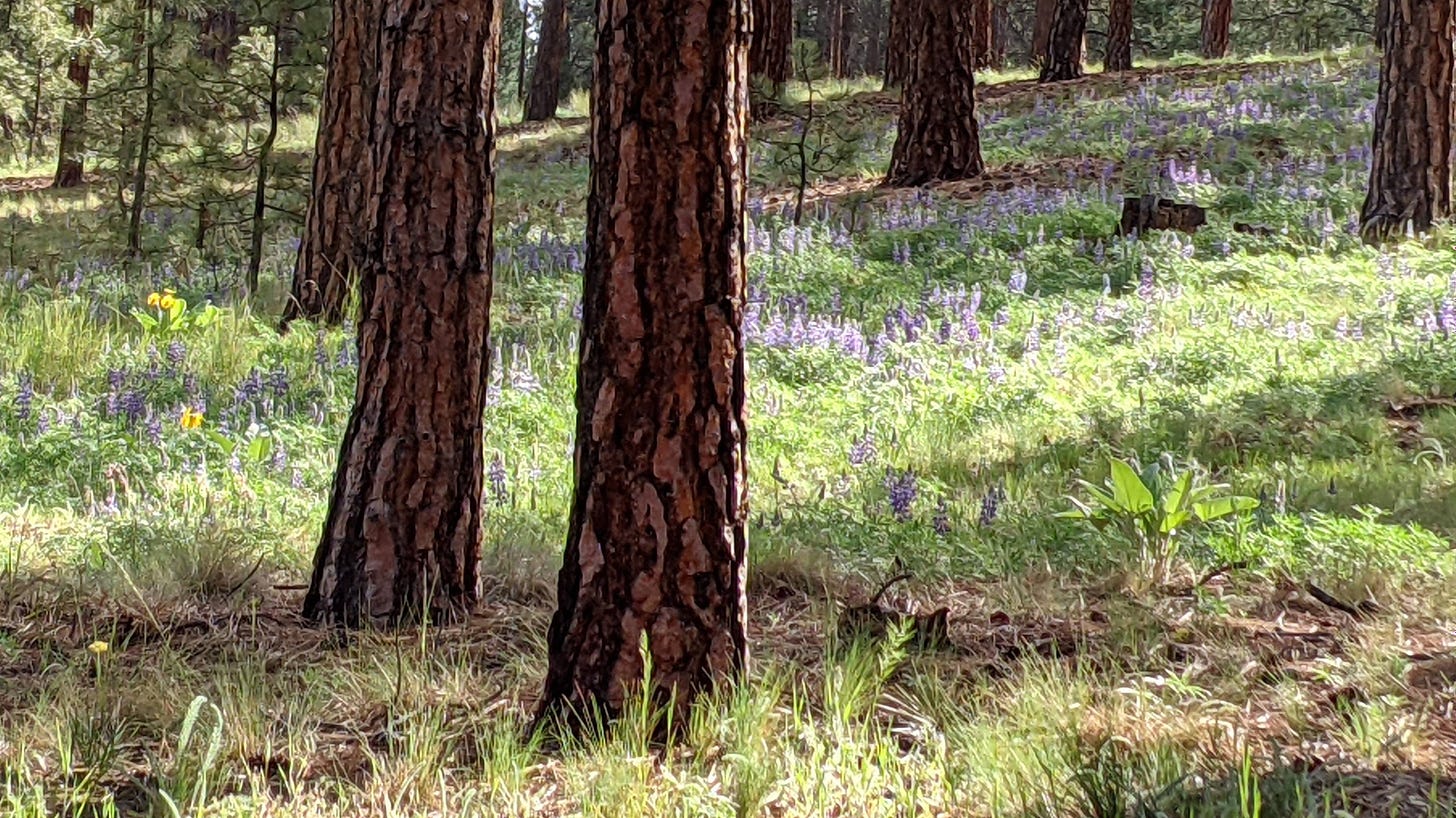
[4,49,1456,817]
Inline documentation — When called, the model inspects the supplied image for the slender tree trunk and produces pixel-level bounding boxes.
[54,3,92,188]
[127,0,156,256]
[284,0,381,326]
[883,0,912,87]
[538,0,750,728]
[516,0,528,100]
[835,0,855,76]
[1360,0,1452,243]
[246,23,282,295]
[749,0,791,102]
[1031,0,1054,64]
[524,0,568,120]
[990,0,1006,68]
[971,0,993,70]
[1200,0,1231,59]
[1038,0,1087,82]
[0,0,12,33]
[303,0,500,628]
[884,0,981,186]
[26,57,43,163]
[1104,0,1131,72]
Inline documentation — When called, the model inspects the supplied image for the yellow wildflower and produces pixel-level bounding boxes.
[180,408,204,430]
[146,292,162,308]
[158,293,178,311]
[88,640,109,656]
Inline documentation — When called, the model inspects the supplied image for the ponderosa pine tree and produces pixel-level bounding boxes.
[972,0,995,70]
[1360,0,1452,243]
[538,0,750,727]
[884,0,912,87]
[1031,0,1054,64]
[749,0,791,102]
[1201,0,1231,58]
[283,0,380,326]
[884,0,981,185]
[302,0,500,626]
[1039,0,1088,82]
[53,2,91,188]
[524,0,567,120]
[1104,0,1131,71]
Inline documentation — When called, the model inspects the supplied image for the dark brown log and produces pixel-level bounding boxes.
[884,0,982,186]
[749,0,791,99]
[524,0,568,121]
[538,0,750,728]
[53,3,93,189]
[284,0,381,326]
[303,0,500,627]
[1200,0,1231,59]
[1118,195,1207,236]
[1039,0,1087,83]
[1104,0,1132,72]
[1360,0,1453,243]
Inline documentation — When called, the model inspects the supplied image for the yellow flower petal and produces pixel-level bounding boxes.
[88,640,109,655]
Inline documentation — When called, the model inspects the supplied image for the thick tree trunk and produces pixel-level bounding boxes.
[1038,0,1087,83]
[1200,0,1231,59]
[54,3,92,189]
[990,0,1006,68]
[885,0,982,186]
[834,0,855,76]
[1031,0,1054,64]
[538,0,750,728]
[524,0,567,120]
[1104,0,1131,72]
[303,0,500,627]
[198,6,240,68]
[883,0,913,87]
[971,0,993,71]
[284,0,381,326]
[749,0,791,98]
[1360,0,1453,243]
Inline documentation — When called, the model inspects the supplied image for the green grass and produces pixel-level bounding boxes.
[1,52,1455,817]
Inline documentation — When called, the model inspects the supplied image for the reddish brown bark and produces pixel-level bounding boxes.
[1104,0,1132,72]
[749,0,791,96]
[284,0,380,326]
[884,0,913,87]
[1360,0,1453,243]
[303,0,500,627]
[1031,0,1054,64]
[538,0,750,727]
[972,0,994,71]
[1200,0,1231,59]
[54,2,92,189]
[884,0,982,186]
[1038,0,1087,82]
[525,0,568,120]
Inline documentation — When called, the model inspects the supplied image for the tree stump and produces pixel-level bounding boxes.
[1118,195,1207,236]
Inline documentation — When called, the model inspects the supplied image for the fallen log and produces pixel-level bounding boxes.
[1118,194,1207,236]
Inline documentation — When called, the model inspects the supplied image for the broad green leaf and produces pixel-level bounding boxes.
[1109,459,1154,513]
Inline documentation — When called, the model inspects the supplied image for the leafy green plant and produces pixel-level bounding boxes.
[131,289,219,340]
[1059,456,1258,583]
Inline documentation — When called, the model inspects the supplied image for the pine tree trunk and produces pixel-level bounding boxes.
[303,0,500,628]
[1038,0,1087,82]
[54,3,92,189]
[127,0,156,257]
[538,0,750,728]
[835,0,856,76]
[246,22,281,296]
[972,0,993,71]
[990,0,1006,69]
[883,0,913,87]
[1032,0,1054,64]
[284,0,381,326]
[1200,0,1231,59]
[1360,0,1452,243]
[749,0,791,98]
[884,0,981,186]
[198,6,240,68]
[1104,0,1131,72]
[524,0,568,120]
